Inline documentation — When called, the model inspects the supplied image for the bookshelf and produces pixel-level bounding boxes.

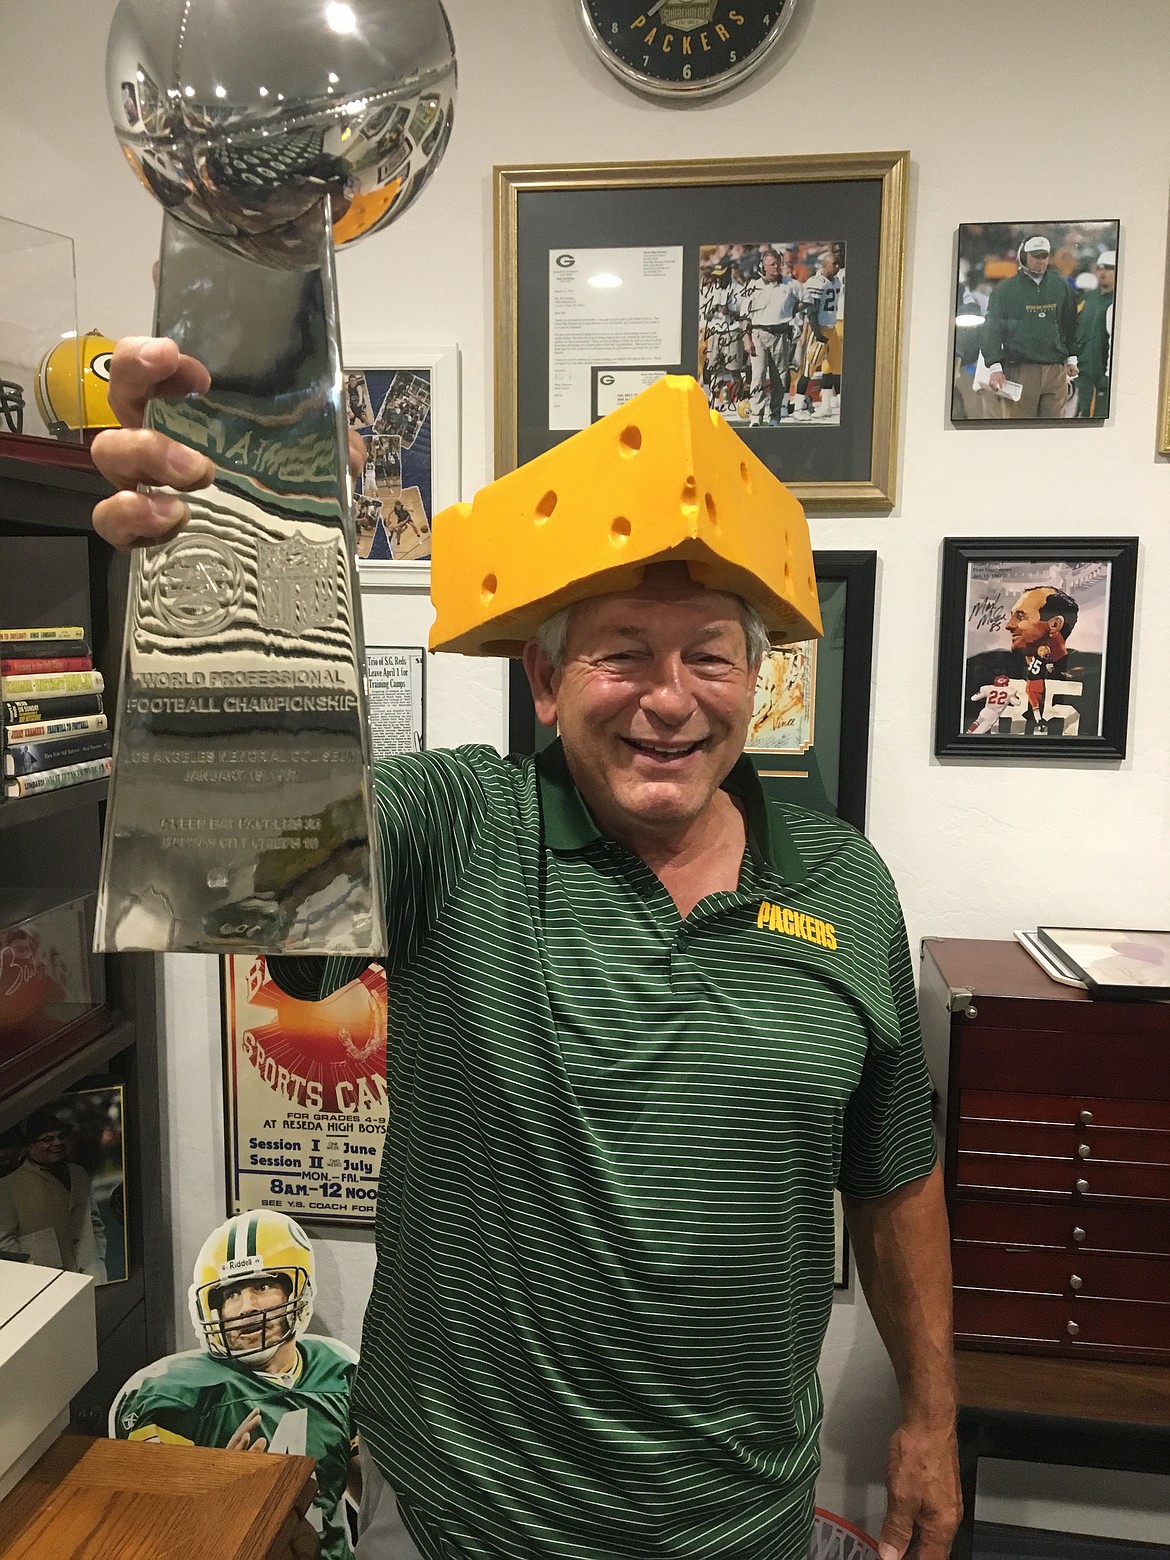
[0,440,169,1436]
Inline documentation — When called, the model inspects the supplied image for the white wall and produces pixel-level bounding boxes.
[3,0,1168,1540]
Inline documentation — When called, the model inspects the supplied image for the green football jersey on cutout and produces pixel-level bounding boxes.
[110,1337,358,1560]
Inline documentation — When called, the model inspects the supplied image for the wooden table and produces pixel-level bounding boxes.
[0,1434,318,1559]
[954,1349,1170,1560]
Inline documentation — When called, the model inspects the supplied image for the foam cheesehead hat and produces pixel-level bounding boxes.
[428,374,822,657]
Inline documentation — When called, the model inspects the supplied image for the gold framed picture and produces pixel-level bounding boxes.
[494,152,909,511]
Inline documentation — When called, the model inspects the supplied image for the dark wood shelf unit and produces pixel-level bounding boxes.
[0,1013,132,1134]
[0,778,111,830]
[0,447,169,1430]
[920,937,1170,1368]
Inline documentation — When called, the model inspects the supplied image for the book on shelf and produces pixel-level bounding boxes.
[0,638,90,661]
[6,712,108,743]
[0,668,104,698]
[3,691,104,723]
[0,625,85,643]
[3,754,112,799]
[3,729,113,778]
[0,655,92,675]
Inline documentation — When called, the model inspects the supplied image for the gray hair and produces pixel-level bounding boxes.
[534,595,771,669]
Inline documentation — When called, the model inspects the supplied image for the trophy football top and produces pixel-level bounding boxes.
[106,0,457,265]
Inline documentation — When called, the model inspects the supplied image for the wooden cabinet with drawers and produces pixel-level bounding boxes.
[919,938,1170,1365]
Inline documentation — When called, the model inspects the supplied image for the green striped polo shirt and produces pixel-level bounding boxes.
[273,741,936,1560]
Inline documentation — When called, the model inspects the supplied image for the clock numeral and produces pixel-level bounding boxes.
[763,13,770,23]
[643,54,650,65]
[729,50,737,61]
[682,63,691,78]
[611,20,618,31]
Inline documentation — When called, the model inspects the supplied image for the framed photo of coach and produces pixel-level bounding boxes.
[934,538,1138,760]
[495,154,909,511]
[951,220,1119,423]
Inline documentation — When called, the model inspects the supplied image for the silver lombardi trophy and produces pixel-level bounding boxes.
[95,0,455,955]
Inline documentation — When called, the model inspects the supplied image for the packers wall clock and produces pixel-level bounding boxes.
[580,1,798,99]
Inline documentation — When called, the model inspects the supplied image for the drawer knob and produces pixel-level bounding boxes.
[1070,1274,1083,1291]
[965,1004,979,1020]
[1066,1320,1080,1337]
[1076,1178,1090,1194]
[1077,1143,1092,1159]
[1079,1109,1093,1127]
[1072,1227,1086,1242]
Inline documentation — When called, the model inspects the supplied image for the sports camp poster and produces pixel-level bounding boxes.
[223,956,388,1226]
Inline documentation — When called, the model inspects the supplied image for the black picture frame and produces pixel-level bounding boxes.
[508,550,877,833]
[495,155,908,511]
[934,537,1138,760]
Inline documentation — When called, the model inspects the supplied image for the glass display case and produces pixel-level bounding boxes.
[0,218,81,447]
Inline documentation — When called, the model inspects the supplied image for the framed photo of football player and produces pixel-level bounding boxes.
[951,220,1119,424]
[495,155,909,512]
[0,1084,127,1285]
[934,538,1138,760]
[339,341,460,575]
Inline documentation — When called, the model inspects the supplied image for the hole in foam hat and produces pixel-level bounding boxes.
[610,516,631,545]
[704,492,718,527]
[739,461,752,494]
[681,476,698,517]
[535,490,557,525]
[481,573,497,604]
[619,425,642,454]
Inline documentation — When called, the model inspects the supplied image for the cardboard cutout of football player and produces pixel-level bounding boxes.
[110,1210,359,1559]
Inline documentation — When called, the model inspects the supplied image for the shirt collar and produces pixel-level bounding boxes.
[535,738,806,885]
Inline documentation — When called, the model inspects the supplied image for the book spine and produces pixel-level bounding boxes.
[0,639,90,660]
[3,693,104,723]
[4,731,113,778]
[0,626,85,642]
[4,755,112,798]
[0,670,104,698]
[5,713,108,743]
[0,656,92,676]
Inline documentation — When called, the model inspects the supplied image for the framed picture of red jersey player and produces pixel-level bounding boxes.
[934,537,1138,760]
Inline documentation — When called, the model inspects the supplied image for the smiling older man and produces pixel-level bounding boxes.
[92,341,959,1560]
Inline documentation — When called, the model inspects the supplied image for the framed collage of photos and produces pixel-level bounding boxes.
[934,537,1138,760]
[494,153,909,510]
[340,340,460,576]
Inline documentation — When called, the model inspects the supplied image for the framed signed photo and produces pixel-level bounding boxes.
[340,342,460,575]
[952,220,1119,423]
[495,155,908,510]
[934,538,1138,760]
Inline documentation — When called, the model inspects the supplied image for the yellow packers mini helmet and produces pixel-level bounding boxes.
[34,330,118,439]
[188,1210,315,1367]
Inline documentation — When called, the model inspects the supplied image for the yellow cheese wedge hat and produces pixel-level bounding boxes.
[428,374,822,658]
